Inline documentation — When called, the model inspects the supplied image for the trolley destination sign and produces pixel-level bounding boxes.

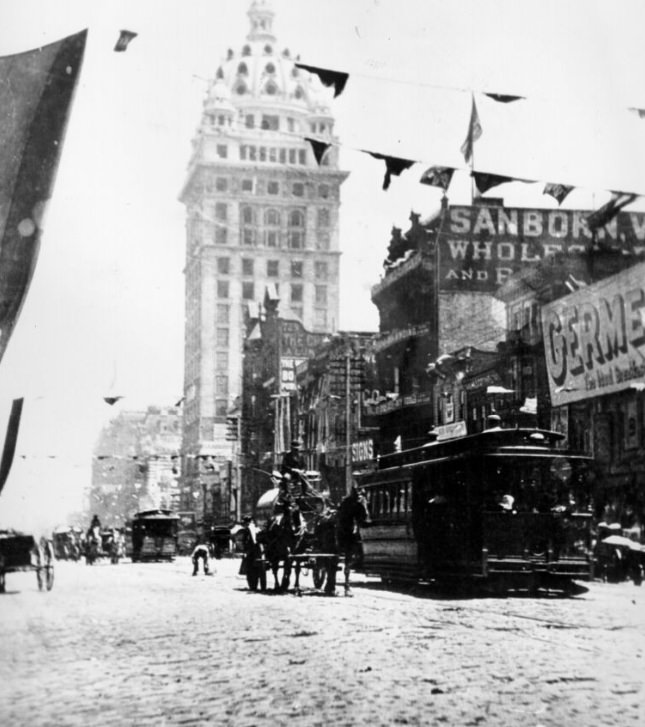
[439,204,645,292]
[542,262,645,407]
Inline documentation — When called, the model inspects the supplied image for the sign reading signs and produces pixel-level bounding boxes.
[351,439,374,463]
[440,205,645,292]
[542,262,645,406]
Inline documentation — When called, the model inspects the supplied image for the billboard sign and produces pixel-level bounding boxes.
[439,204,645,292]
[542,262,645,406]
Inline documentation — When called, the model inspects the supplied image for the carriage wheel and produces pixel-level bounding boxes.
[312,558,327,589]
[43,540,55,591]
[34,545,45,591]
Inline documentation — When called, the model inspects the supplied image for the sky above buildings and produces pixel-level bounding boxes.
[1,0,645,531]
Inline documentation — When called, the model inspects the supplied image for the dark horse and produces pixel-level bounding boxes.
[312,488,370,595]
[261,503,308,591]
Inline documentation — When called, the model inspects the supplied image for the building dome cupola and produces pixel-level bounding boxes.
[247,0,276,43]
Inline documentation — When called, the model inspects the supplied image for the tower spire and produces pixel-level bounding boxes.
[247,0,276,42]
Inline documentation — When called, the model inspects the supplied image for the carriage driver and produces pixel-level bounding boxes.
[280,439,311,496]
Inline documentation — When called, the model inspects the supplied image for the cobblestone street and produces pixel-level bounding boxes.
[1,557,643,726]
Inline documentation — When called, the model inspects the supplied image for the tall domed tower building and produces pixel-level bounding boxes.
[179,1,348,512]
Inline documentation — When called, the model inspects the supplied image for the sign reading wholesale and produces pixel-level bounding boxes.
[439,205,645,292]
[542,262,645,406]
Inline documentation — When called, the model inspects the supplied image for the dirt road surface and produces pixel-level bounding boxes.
[1,557,643,726]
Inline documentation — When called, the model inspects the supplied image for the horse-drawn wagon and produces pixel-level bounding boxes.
[240,471,368,595]
[0,529,55,593]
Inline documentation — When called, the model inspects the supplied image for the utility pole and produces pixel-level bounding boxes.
[236,414,242,521]
[345,342,352,494]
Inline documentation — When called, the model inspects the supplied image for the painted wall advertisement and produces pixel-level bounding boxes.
[542,262,645,406]
[439,205,645,292]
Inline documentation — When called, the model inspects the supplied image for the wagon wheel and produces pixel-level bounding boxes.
[312,557,328,589]
[32,542,45,591]
[42,538,55,591]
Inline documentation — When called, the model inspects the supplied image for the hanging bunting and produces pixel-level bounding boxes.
[484,93,524,103]
[472,172,513,194]
[419,166,455,190]
[585,192,638,232]
[365,151,415,190]
[0,30,87,366]
[0,398,23,496]
[114,30,138,52]
[460,95,483,164]
[294,63,349,98]
[305,136,332,165]
[628,107,645,119]
[543,182,574,205]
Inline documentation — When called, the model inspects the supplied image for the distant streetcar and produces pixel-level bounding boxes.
[356,424,594,595]
[130,510,179,562]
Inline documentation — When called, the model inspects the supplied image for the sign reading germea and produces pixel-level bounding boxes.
[542,262,645,406]
[439,205,645,292]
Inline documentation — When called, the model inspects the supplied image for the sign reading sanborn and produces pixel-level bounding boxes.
[542,262,645,406]
[439,205,645,292]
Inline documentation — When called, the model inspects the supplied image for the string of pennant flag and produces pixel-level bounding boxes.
[295,62,645,221]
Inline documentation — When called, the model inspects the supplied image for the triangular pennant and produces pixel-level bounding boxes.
[305,137,331,165]
[103,396,123,406]
[484,93,524,103]
[365,151,415,190]
[294,63,349,97]
[472,171,512,194]
[586,192,638,232]
[419,165,454,190]
[543,182,574,205]
[460,95,483,164]
[114,30,138,52]
[628,107,645,119]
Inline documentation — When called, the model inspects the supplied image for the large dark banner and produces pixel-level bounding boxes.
[0,30,87,364]
[438,204,645,292]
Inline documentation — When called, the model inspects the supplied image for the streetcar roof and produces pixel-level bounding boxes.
[360,427,591,478]
[133,509,179,521]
